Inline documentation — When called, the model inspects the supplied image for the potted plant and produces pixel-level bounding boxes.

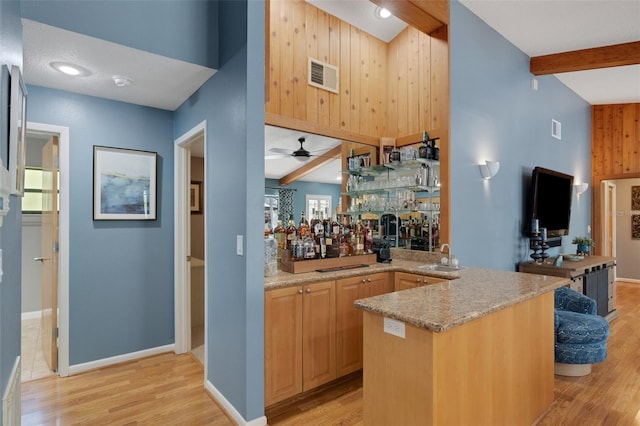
[572,236,595,255]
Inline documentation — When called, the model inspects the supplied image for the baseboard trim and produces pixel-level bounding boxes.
[22,310,42,321]
[68,344,175,376]
[617,277,640,284]
[204,380,267,426]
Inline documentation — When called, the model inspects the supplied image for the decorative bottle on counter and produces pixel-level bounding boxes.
[298,211,309,238]
[285,215,297,250]
[273,220,286,249]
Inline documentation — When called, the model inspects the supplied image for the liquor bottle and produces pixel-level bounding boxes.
[298,211,309,238]
[309,210,319,239]
[286,215,297,251]
[354,216,365,255]
[418,130,432,160]
[364,220,374,254]
[431,137,440,161]
[273,220,286,249]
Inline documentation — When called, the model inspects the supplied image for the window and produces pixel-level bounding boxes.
[22,167,59,214]
[306,194,332,221]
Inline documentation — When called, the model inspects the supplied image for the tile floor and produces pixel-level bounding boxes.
[21,317,54,382]
[191,324,205,365]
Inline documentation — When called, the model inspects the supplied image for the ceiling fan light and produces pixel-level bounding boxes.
[293,155,309,162]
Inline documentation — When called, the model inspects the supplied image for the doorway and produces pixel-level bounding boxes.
[21,122,70,381]
[174,121,208,370]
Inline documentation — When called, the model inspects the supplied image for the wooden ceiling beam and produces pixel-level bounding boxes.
[530,41,640,75]
[279,145,342,187]
[369,0,448,35]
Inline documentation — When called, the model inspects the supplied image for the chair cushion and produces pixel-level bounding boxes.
[555,310,610,344]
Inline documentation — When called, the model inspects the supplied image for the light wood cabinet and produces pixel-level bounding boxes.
[302,281,337,390]
[265,286,302,406]
[265,280,336,406]
[394,271,448,292]
[336,272,391,377]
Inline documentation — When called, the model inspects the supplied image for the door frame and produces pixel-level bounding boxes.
[601,180,617,260]
[26,121,70,377]
[174,120,207,366]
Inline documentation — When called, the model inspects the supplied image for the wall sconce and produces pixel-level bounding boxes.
[479,160,500,180]
[574,182,589,195]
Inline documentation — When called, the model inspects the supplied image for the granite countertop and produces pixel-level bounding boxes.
[354,268,569,333]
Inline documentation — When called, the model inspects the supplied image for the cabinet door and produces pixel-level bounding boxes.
[395,272,424,291]
[336,276,365,377]
[364,272,393,298]
[302,281,337,390]
[265,286,303,406]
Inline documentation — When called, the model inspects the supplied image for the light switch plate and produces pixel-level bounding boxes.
[236,235,244,256]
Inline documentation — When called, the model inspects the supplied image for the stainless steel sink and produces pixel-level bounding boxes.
[417,264,463,273]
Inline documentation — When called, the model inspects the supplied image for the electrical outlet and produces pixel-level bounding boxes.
[383,317,405,338]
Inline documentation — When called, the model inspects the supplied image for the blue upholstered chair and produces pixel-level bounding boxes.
[554,286,610,376]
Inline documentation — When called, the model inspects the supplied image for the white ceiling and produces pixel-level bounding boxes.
[23,19,216,111]
[459,0,640,105]
[21,1,640,184]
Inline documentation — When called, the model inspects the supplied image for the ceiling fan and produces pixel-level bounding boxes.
[266,136,329,162]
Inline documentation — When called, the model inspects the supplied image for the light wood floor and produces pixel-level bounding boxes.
[21,353,235,425]
[22,281,640,425]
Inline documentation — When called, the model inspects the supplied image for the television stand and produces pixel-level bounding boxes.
[519,256,617,321]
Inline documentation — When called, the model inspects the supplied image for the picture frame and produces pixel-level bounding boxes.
[190,181,202,214]
[632,186,640,211]
[632,215,640,240]
[8,65,27,196]
[93,146,157,220]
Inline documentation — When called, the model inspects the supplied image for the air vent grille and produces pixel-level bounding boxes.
[308,58,339,93]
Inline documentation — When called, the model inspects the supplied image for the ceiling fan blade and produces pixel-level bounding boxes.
[265,153,288,160]
[268,147,292,154]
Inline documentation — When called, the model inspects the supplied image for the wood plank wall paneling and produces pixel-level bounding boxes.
[386,25,448,140]
[268,0,392,138]
[266,0,450,245]
[591,103,640,254]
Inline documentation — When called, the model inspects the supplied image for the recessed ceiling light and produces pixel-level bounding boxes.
[50,61,91,77]
[374,7,392,19]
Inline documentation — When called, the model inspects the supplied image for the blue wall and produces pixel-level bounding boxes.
[449,1,591,271]
[265,178,342,221]
[174,1,265,421]
[27,86,175,364]
[21,0,219,69]
[0,1,23,423]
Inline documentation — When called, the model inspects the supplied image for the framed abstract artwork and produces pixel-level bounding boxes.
[93,146,157,220]
[8,65,27,196]
[632,186,640,211]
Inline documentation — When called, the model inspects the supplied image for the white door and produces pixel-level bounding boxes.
[40,135,59,371]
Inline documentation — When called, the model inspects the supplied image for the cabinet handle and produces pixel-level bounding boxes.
[416,278,421,282]
[367,278,372,282]
[298,289,303,294]
[306,288,311,293]
[362,279,367,283]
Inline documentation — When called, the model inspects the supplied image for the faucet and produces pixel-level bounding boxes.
[440,244,454,267]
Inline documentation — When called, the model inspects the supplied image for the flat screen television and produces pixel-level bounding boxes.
[527,167,574,242]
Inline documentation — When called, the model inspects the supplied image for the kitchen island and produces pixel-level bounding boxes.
[354,268,569,426]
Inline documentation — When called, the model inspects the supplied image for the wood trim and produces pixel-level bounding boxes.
[278,145,341,186]
[370,0,448,34]
[530,41,640,75]
[265,0,271,103]
[266,112,380,147]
